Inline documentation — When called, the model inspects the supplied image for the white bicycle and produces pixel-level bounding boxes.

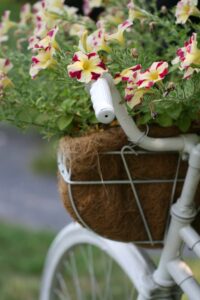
[40,75,200,300]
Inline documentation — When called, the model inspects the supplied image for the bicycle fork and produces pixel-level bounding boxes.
[138,143,200,300]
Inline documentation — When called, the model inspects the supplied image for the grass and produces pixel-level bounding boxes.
[0,222,54,300]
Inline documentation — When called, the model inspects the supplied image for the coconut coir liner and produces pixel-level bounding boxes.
[58,126,200,246]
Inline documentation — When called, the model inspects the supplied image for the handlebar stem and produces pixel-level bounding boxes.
[104,74,200,154]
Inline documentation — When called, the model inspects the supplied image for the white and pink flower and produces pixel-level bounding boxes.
[106,20,133,45]
[67,51,108,83]
[30,46,57,78]
[29,27,59,78]
[79,28,110,53]
[128,0,148,21]
[83,0,103,16]
[137,61,168,88]
[172,33,200,78]
[19,3,32,26]
[0,11,16,43]
[175,0,200,24]
[34,27,59,51]
[0,58,13,90]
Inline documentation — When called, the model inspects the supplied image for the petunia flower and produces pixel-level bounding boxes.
[125,82,149,109]
[30,46,57,78]
[128,1,149,22]
[67,51,108,83]
[79,28,111,53]
[172,33,200,78]
[34,27,59,51]
[175,0,200,24]
[69,23,86,37]
[0,11,16,43]
[0,58,13,90]
[106,20,133,45]
[114,64,142,84]
[137,61,168,88]
[44,0,78,20]
[19,3,32,26]
[83,0,103,16]
[100,8,125,26]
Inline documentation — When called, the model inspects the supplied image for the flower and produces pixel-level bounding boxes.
[114,64,142,84]
[19,3,32,26]
[83,0,103,15]
[29,27,59,78]
[79,28,110,53]
[106,20,133,45]
[125,82,148,108]
[172,33,200,78]
[34,27,59,51]
[67,51,108,83]
[0,58,13,90]
[128,1,149,21]
[175,0,200,24]
[0,11,16,43]
[137,61,168,88]
[30,46,57,78]
[44,0,78,19]
[69,23,86,37]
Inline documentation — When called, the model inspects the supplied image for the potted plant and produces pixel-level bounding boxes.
[1,0,200,246]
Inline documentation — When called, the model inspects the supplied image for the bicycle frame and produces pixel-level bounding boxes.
[89,75,200,299]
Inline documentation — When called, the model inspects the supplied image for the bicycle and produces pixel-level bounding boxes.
[40,74,200,300]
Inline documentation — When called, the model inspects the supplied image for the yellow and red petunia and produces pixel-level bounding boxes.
[67,51,108,83]
[29,27,59,78]
[136,61,168,88]
[114,64,142,84]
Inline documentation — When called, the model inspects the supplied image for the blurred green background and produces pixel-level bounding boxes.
[0,2,56,299]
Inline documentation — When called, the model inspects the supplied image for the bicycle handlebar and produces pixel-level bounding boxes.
[89,74,200,154]
[90,77,115,124]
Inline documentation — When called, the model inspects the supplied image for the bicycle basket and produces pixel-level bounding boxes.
[58,126,200,247]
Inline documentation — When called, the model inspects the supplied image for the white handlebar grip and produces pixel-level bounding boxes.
[90,78,115,124]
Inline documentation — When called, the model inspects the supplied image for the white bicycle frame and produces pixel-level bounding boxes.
[88,74,200,300]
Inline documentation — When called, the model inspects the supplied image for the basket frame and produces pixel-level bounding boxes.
[58,143,185,246]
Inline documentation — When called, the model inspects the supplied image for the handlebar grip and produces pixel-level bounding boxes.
[90,77,115,124]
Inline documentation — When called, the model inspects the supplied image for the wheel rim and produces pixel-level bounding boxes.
[50,243,138,300]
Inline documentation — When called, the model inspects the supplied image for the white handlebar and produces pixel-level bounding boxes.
[90,78,115,124]
[89,75,199,154]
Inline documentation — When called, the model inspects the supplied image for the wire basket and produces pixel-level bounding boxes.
[57,128,200,247]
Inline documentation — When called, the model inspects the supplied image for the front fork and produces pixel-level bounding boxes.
[139,144,200,300]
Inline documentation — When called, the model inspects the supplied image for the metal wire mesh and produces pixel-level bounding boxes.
[58,145,185,246]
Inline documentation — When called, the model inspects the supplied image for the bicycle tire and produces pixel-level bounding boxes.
[40,223,155,300]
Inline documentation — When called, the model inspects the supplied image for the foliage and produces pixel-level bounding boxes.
[0,0,200,138]
[0,222,54,300]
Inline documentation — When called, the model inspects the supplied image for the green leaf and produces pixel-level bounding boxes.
[157,114,173,127]
[166,103,182,120]
[137,113,152,125]
[177,115,191,132]
[57,115,73,130]
[61,99,76,111]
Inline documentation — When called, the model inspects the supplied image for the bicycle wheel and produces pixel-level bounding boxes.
[40,223,155,300]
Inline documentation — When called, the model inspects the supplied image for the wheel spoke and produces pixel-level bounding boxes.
[56,272,72,300]
[103,256,113,300]
[69,251,84,300]
[46,241,137,300]
[54,288,66,300]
